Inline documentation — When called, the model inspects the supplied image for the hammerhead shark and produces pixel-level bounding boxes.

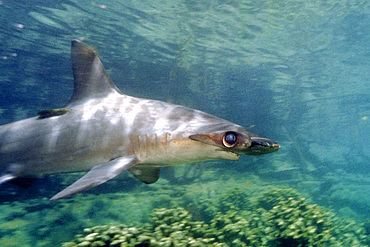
[0,40,280,200]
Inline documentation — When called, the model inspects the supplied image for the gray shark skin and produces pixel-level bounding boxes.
[0,40,280,200]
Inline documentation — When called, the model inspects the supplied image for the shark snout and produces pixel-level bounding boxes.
[244,136,280,155]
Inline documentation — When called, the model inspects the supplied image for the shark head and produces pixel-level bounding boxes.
[128,101,280,165]
[183,112,280,160]
[190,130,280,157]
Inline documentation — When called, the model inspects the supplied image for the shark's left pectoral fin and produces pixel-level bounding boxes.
[50,156,139,201]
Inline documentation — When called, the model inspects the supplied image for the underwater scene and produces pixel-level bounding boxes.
[0,0,369,246]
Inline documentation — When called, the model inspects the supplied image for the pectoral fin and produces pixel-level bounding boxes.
[50,155,139,201]
[0,174,16,185]
[128,167,160,184]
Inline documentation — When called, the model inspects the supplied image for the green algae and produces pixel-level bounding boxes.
[218,187,249,213]
[62,215,225,247]
[256,187,301,210]
[62,188,369,247]
[0,178,368,247]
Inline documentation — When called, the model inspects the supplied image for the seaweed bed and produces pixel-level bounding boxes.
[62,188,369,247]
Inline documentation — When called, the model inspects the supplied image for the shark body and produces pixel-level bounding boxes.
[0,40,279,200]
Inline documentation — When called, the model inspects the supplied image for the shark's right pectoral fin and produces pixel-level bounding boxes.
[128,167,161,184]
[50,155,139,201]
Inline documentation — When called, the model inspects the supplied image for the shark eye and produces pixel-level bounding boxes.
[222,132,238,148]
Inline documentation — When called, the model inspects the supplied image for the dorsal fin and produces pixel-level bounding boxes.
[66,39,122,106]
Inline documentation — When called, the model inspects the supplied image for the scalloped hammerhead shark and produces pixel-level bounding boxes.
[0,40,280,200]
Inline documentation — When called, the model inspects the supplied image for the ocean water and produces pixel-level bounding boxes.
[0,0,369,246]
